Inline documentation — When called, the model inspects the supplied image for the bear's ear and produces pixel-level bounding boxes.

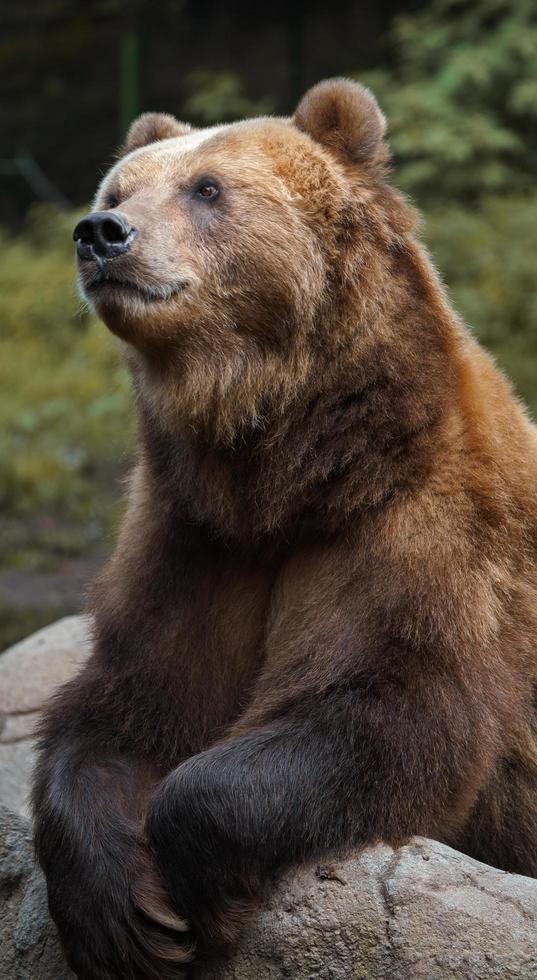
[120,112,193,156]
[293,79,388,170]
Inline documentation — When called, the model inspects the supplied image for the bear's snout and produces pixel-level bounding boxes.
[73,211,138,263]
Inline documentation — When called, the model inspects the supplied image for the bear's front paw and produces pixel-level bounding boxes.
[148,762,263,952]
[50,844,194,980]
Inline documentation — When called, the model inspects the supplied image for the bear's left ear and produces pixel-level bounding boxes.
[119,112,193,156]
[293,78,388,170]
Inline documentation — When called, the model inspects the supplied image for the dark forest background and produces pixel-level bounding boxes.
[2,0,421,218]
[1,0,537,649]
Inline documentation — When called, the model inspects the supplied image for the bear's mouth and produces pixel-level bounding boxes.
[84,272,188,304]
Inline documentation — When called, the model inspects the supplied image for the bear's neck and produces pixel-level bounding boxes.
[133,242,463,550]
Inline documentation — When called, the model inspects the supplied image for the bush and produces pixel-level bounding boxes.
[182,70,275,125]
[357,0,537,417]
[0,206,134,542]
[425,194,537,416]
[362,0,537,205]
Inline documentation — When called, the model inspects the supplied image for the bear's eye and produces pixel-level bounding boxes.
[194,181,220,202]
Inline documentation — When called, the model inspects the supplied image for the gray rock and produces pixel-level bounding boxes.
[0,616,92,816]
[198,840,537,980]
[0,805,74,980]
[0,615,91,715]
[1,804,537,980]
[0,739,37,822]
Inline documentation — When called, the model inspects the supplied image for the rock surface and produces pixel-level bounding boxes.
[0,616,92,815]
[1,618,537,979]
[198,841,537,979]
[1,803,537,980]
[0,805,75,979]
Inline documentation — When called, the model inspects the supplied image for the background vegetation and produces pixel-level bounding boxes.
[1,0,536,649]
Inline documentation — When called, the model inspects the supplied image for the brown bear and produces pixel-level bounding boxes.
[33,78,537,980]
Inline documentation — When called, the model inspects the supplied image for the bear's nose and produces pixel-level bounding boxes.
[73,211,137,260]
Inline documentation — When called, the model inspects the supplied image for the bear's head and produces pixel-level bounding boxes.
[75,80,414,440]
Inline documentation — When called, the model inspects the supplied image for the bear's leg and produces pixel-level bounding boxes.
[148,672,500,950]
[33,736,192,980]
[32,503,272,978]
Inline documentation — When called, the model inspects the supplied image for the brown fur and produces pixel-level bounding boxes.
[33,80,537,980]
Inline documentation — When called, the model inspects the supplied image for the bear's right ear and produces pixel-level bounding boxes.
[119,113,193,156]
[293,79,388,171]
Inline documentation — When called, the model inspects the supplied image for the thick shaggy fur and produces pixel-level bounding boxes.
[33,79,537,980]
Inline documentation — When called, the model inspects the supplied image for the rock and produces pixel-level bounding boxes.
[1,619,537,977]
[0,615,91,716]
[0,805,74,979]
[1,808,537,980]
[0,740,37,824]
[197,840,537,980]
[0,616,92,816]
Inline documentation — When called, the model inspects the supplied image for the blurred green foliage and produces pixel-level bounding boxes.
[426,196,537,414]
[360,0,537,413]
[182,70,275,125]
[0,206,134,541]
[364,0,537,204]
